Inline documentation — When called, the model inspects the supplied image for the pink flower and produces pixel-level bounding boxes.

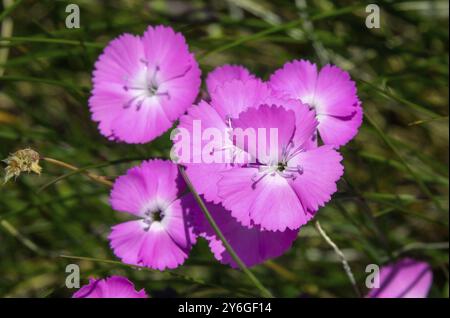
[72,276,148,298]
[89,25,201,144]
[186,196,299,268]
[175,67,344,231]
[108,160,196,270]
[217,105,344,231]
[269,60,362,147]
[367,258,433,298]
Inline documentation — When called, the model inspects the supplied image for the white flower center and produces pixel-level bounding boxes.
[122,59,170,111]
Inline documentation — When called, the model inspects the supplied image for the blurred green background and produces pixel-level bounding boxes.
[0,0,448,298]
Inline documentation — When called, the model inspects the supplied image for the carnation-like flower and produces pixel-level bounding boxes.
[175,67,343,231]
[72,276,148,298]
[269,60,362,147]
[89,25,201,144]
[217,104,344,231]
[367,258,433,298]
[108,160,196,270]
[185,196,299,268]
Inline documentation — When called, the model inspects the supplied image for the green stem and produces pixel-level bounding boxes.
[178,166,274,298]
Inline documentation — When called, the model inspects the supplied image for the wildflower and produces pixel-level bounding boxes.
[72,276,148,298]
[175,69,343,231]
[217,105,344,231]
[89,25,201,144]
[2,148,42,184]
[367,258,433,298]
[108,160,196,270]
[269,60,363,147]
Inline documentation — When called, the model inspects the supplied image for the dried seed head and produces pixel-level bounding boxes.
[2,148,42,184]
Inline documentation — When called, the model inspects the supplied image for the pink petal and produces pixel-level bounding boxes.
[218,167,307,231]
[269,59,318,104]
[89,34,145,139]
[73,276,148,298]
[109,160,183,216]
[289,145,344,213]
[317,103,363,147]
[314,65,358,117]
[210,78,272,120]
[232,105,296,163]
[109,99,174,144]
[185,163,229,204]
[175,100,229,164]
[187,197,299,268]
[368,258,433,298]
[206,64,255,94]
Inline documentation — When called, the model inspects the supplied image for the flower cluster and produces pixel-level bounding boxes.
[82,25,433,298]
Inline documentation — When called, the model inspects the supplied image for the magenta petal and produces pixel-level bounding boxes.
[175,100,229,164]
[269,59,318,104]
[89,34,145,140]
[110,160,183,216]
[232,105,296,163]
[318,104,363,147]
[218,167,307,231]
[185,163,229,204]
[210,78,272,120]
[216,167,256,227]
[110,101,173,144]
[368,258,433,298]
[109,221,147,266]
[73,276,148,298]
[110,169,155,216]
[289,145,344,213]
[206,64,254,94]
[187,197,299,268]
[314,64,358,117]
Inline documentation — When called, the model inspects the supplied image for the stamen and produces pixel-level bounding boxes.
[155,91,171,99]
[139,58,149,66]
[159,65,192,84]
[142,209,164,231]
[122,65,166,110]
[123,94,145,109]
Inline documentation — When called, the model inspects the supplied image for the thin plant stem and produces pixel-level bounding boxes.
[41,157,113,188]
[178,165,274,298]
[315,221,362,298]
[0,219,48,256]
